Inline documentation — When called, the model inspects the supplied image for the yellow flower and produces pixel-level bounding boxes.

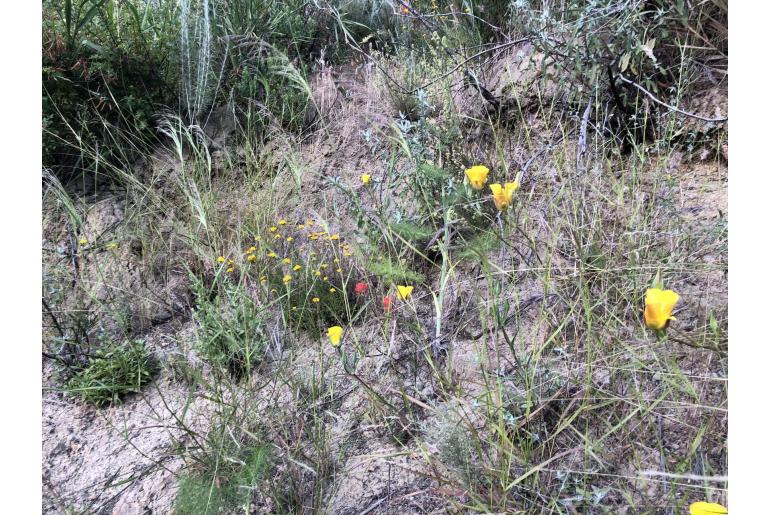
[227,259,234,265]
[282,274,292,284]
[226,267,234,273]
[321,264,328,269]
[689,502,727,515]
[328,234,340,241]
[396,285,414,300]
[247,246,256,253]
[312,297,320,303]
[323,276,328,281]
[329,287,336,293]
[273,233,281,239]
[297,224,305,230]
[247,254,257,262]
[106,242,118,250]
[361,174,371,185]
[489,182,519,211]
[307,219,314,226]
[78,238,88,245]
[255,236,261,241]
[278,219,287,225]
[644,288,680,330]
[286,237,294,242]
[327,326,343,347]
[260,276,267,283]
[334,258,339,263]
[336,268,342,273]
[269,226,277,232]
[343,252,352,257]
[267,251,278,259]
[282,258,292,264]
[314,270,322,277]
[464,165,490,190]
[293,264,302,271]
[217,256,226,263]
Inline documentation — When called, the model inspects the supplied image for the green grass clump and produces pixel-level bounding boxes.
[175,446,270,514]
[192,276,269,379]
[65,339,159,407]
[367,255,425,285]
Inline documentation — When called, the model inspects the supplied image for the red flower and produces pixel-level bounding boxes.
[383,295,392,313]
[354,282,369,296]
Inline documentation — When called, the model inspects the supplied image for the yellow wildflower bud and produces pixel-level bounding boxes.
[293,264,302,271]
[361,174,372,185]
[336,268,342,273]
[283,274,292,284]
[247,254,257,262]
[329,287,336,293]
[106,242,118,250]
[323,276,328,281]
[267,251,278,259]
[329,234,340,241]
[278,219,287,225]
[312,297,320,303]
[274,234,281,239]
[689,502,727,515]
[247,246,256,253]
[489,182,519,211]
[297,224,305,230]
[321,264,328,269]
[260,276,267,283]
[327,326,343,347]
[286,237,294,242]
[78,238,88,245]
[269,226,277,232]
[396,285,414,300]
[644,288,680,330]
[282,258,291,264]
[226,267,234,273]
[217,256,225,263]
[314,270,322,277]
[464,165,489,190]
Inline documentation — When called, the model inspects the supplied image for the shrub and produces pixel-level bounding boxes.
[42,0,180,180]
[255,220,368,332]
[175,445,271,514]
[65,339,159,407]
[192,275,269,379]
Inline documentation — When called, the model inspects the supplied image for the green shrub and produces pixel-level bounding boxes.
[65,339,159,407]
[255,222,367,332]
[175,445,270,514]
[192,276,269,379]
[42,0,180,179]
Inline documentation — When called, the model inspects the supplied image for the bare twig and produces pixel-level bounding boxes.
[617,73,727,123]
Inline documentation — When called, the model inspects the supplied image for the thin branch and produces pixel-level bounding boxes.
[617,73,727,123]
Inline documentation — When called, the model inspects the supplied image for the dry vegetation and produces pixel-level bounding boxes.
[42,1,727,513]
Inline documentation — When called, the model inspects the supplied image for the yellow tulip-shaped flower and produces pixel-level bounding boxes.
[644,288,680,330]
[327,326,343,347]
[396,285,414,300]
[361,174,371,186]
[464,165,490,190]
[489,182,519,211]
[689,501,727,515]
